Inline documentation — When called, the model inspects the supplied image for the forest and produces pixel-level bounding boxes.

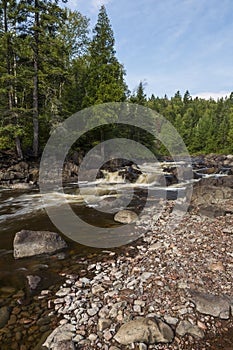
[1,0,233,159]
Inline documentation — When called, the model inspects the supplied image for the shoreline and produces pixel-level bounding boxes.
[25,201,233,349]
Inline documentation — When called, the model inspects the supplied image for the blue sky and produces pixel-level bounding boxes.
[66,0,233,99]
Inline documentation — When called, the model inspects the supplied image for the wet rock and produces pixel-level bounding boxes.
[27,275,41,290]
[0,306,10,328]
[114,317,174,345]
[190,290,232,319]
[176,320,204,338]
[114,210,138,224]
[13,230,67,258]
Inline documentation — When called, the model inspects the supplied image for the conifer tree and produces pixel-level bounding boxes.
[83,5,127,107]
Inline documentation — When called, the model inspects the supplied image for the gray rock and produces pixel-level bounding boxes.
[114,210,138,224]
[53,340,75,350]
[43,324,75,349]
[0,306,10,328]
[190,291,233,319]
[26,275,41,290]
[87,307,99,316]
[164,315,179,326]
[190,290,232,319]
[176,320,204,339]
[13,230,67,258]
[114,317,174,345]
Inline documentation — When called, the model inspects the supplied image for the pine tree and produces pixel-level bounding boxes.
[83,5,127,107]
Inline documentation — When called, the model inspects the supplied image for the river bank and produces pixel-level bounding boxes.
[0,198,232,349]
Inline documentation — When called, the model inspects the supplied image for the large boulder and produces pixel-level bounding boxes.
[114,317,174,345]
[13,230,67,259]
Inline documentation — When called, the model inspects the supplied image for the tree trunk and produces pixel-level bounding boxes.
[33,0,39,158]
[4,0,23,159]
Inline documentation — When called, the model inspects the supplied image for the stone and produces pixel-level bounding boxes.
[208,261,225,272]
[114,210,138,224]
[103,329,113,341]
[53,340,75,350]
[88,333,98,341]
[114,317,174,345]
[148,242,162,250]
[87,307,99,316]
[43,324,75,349]
[92,285,105,295]
[0,306,10,328]
[26,275,41,290]
[190,290,232,319]
[98,318,112,331]
[56,288,71,297]
[13,230,67,258]
[164,315,179,326]
[176,320,204,339]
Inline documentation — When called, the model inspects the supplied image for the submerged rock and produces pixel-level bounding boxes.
[0,306,10,328]
[114,317,174,345]
[13,230,67,259]
[114,210,138,224]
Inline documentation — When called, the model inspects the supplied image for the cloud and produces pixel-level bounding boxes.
[192,91,231,100]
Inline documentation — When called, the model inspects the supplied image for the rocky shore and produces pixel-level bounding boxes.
[37,198,232,350]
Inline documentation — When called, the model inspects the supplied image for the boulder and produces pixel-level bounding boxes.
[13,230,67,259]
[114,317,174,345]
[43,324,75,349]
[190,290,233,319]
[114,210,138,224]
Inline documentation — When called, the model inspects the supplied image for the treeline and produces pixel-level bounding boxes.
[0,2,233,158]
[134,87,233,154]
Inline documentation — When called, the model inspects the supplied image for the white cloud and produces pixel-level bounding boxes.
[192,91,231,100]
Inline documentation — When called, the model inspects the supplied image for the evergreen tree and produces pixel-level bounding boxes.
[82,5,127,107]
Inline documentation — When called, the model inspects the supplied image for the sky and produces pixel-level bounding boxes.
[65,0,233,99]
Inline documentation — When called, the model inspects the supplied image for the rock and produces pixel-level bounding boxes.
[26,275,41,290]
[114,317,174,345]
[43,324,75,349]
[164,315,179,326]
[92,285,105,295]
[0,306,10,328]
[176,320,204,338]
[98,318,112,331]
[55,288,71,297]
[87,307,99,316]
[13,230,67,258]
[208,261,225,272]
[198,205,226,218]
[53,340,75,350]
[190,290,232,319]
[114,210,138,224]
[148,242,162,250]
